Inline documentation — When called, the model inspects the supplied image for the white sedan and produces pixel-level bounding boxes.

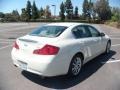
[11,23,111,77]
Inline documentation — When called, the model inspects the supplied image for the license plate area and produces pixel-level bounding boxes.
[18,60,27,70]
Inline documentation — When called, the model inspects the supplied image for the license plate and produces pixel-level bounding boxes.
[18,60,27,70]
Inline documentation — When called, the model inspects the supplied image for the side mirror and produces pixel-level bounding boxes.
[100,33,105,37]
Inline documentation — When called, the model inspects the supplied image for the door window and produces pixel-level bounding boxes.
[88,26,100,37]
[72,26,91,38]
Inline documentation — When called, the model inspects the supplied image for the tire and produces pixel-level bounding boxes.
[105,41,111,54]
[68,54,83,77]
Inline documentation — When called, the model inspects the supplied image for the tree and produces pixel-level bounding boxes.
[111,7,120,22]
[2,10,20,22]
[4,13,13,22]
[12,10,20,21]
[89,0,94,19]
[26,0,32,21]
[94,0,112,21]
[91,3,98,21]
[39,7,44,18]
[82,0,91,20]
[74,6,79,19]
[59,2,65,21]
[44,5,51,19]
[65,0,73,19]
[21,8,28,21]
[0,12,5,18]
[32,1,39,19]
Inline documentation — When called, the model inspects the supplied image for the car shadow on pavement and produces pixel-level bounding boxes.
[22,50,116,89]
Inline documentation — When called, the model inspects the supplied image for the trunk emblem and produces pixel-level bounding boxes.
[24,44,28,47]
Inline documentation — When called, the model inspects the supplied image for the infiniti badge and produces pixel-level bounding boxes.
[24,44,28,47]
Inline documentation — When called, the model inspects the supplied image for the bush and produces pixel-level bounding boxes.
[26,19,100,24]
[117,21,120,28]
[111,15,118,22]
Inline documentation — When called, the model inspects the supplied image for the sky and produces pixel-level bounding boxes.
[0,0,120,15]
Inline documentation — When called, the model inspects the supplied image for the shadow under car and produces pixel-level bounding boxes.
[22,50,116,89]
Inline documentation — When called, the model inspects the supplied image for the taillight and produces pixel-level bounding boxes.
[33,44,59,55]
[13,41,19,49]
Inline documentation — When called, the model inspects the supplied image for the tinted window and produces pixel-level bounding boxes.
[30,26,67,38]
[72,26,91,38]
[88,26,100,37]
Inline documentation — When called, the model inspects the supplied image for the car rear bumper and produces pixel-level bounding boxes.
[11,48,69,77]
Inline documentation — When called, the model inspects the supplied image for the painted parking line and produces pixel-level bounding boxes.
[0,26,37,32]
[0,44,12,50]
[0,39,15,41]
[0,40,15,43]
[0,42,13,44]
[112,44,120,47]
[111,38,120,40]
[101,60,120,64]
[2,32,28,34]
[0,41,14,43]
[109,35,120,37]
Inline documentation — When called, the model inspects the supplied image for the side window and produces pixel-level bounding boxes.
[72,28,80,38]
[72,26,91,38]
[88,26,100,37]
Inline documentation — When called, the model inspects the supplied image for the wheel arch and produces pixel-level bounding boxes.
[108,39,111,44]
[67,52,85,76]
[73,52,84,62]
[69,52,85,69]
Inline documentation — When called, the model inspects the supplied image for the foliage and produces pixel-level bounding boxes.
[82,0,90,20]
[21,8,28,21]
[26,0,32,21]
[3,13,12,21]
[0,12,5,18]
[94,0,112,21]
[0,0,119,23]
[12,10,20,21]
[65,0,73,19]
[59,2,65,21]
[73,6,79,19]
[111,7,120,22]
[32,1,39,19]
[39,7,44,18]
[44,5,51,19]
[1,10,20,22]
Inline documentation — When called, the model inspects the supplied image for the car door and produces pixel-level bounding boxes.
[72,25,95,63]
[87,25,103,56]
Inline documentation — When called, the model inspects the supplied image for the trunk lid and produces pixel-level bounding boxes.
[16,35,59,54]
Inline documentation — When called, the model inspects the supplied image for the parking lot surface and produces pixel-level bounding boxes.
[0,23,120,90]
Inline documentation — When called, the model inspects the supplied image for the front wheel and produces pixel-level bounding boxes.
[68,54,83,77]
[105,41,111,54]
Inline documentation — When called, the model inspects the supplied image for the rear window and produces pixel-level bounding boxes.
[29,26,68,38]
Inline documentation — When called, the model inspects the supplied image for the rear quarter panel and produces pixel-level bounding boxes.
[50,39,86,74]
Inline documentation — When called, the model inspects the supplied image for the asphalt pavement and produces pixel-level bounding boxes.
[0,23,120,90]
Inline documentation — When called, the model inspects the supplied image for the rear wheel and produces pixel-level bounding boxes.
[68,54,83,77]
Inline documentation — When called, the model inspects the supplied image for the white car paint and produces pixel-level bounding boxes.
[11,23,110,77]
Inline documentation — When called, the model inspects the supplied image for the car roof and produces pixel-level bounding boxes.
[46,23,102,32]
[47,22,84,27]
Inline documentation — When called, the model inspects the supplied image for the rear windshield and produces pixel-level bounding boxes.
[29,26,68,38]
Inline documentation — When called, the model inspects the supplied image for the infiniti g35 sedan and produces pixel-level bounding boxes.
[11,23,111,77]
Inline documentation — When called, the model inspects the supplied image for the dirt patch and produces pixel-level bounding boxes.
[105,21,120,29]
